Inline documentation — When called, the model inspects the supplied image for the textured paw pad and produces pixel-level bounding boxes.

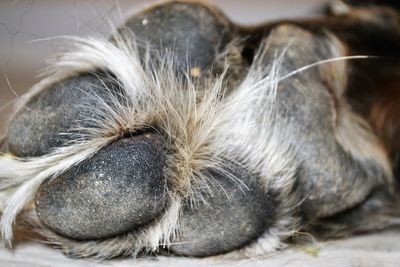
[35,133,166,240]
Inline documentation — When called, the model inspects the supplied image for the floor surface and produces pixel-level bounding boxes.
[1,229,400,267]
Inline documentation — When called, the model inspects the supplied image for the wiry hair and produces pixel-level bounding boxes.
[0,30,301,258]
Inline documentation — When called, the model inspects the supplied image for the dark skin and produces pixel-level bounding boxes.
[2,0,400,258]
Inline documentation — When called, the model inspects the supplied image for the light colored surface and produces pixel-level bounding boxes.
[1,229,400,267]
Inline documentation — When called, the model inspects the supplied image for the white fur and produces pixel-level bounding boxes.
[0,31,301,257]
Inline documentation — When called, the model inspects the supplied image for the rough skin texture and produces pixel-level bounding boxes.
[35,133,166,240]
[171,165,276,256]
[120,1,233,76]
[6,72,122,157]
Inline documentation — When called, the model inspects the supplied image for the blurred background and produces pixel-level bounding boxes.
[0,0,330,134]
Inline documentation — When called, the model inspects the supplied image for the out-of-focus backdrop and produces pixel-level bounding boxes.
[0,0,329,134]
